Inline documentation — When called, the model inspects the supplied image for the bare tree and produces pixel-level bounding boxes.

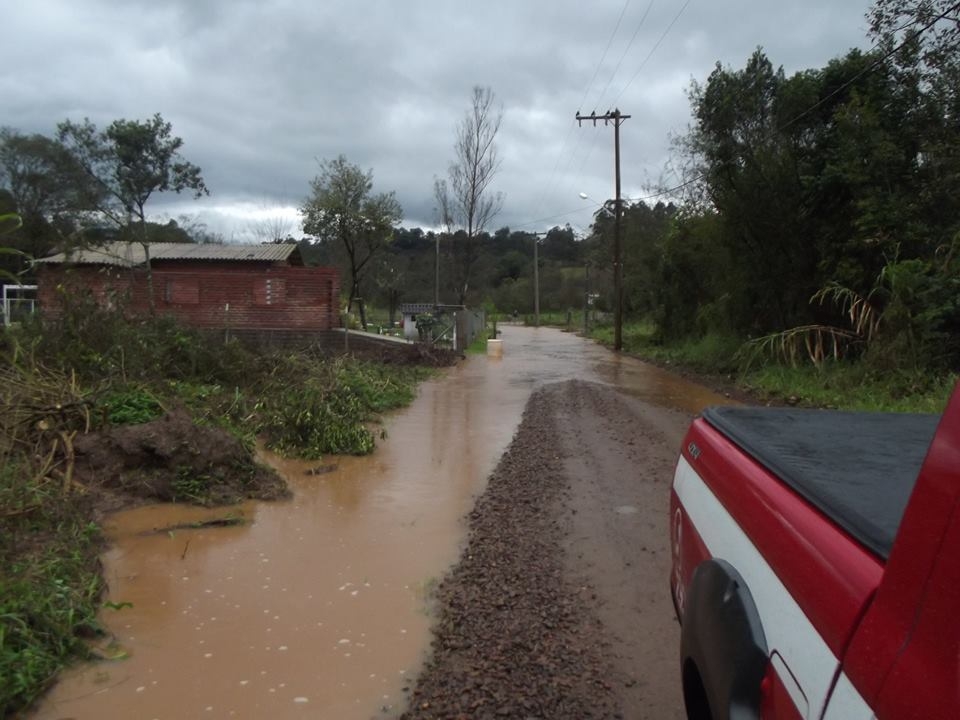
[436,86,503,304]
[246,200,296,243]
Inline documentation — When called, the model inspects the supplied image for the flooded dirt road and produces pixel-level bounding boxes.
[34,325,729,720]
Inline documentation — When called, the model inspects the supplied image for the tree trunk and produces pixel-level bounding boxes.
[142,241,155,315]
[353,279,367,330]
[137,214,156,315]
[388,289,398,328]
[358,298,368,330]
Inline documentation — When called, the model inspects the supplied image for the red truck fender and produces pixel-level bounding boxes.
[680,558,768,720]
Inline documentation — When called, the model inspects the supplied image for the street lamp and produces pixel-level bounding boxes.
[580,192,623,351]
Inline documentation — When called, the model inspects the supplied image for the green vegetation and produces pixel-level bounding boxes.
[743,365,956,414]
[466,334,489,354]
[101,387,163,425]
[2,2,958,709]
[591,319,956,412]
[522,310,584,330]
[565,1,958,409]
[256,356,427,458]
[594,323,743,374]
[1,462,102,717]
[0,300,436,716]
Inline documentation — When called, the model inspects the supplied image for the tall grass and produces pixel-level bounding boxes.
[591,321,742,374]
[598,320,956,412]
[744,364,957,413]
[0,461,103,717]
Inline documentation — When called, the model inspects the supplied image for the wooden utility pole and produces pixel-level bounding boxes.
[583,264,590,336]
[529,231,547,327]
[576,109,630,351]
[434,233,440,308]
[534,236,540,327]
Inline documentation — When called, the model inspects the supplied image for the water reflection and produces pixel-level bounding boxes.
[33,325,730,720]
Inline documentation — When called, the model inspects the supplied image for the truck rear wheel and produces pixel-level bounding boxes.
[683,659,713,720]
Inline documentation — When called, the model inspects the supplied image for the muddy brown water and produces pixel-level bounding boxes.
[33,325,728,720]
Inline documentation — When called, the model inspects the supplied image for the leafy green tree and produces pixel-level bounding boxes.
[0,128,84,272]
[301,155,402,329]
[867,0,960,257]
[654,209,737,340]
[494,249,528,283]
[684,49,821,332]
[0,212,26,286]
[540,225,580,264]
[620,201,676,317]
[57,113,208,311]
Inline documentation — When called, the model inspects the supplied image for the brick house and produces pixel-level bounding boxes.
[35,242,340,338]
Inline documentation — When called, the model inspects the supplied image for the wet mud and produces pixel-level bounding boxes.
[32,326,730,720]
[400,380,692,719]
[400,382,622,719]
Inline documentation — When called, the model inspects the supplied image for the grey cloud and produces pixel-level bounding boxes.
[3,0,873,239]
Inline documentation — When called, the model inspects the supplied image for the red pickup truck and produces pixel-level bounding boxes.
[670,386,960,719]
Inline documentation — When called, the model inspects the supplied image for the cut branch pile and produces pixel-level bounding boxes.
[0,364,97,493]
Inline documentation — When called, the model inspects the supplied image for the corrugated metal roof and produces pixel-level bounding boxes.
[35,241,298,267]
[398,303,465,314]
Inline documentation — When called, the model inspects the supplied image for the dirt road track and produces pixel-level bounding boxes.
[400,380,691,719]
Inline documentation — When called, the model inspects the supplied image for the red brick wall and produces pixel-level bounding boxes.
[37,261,341,331]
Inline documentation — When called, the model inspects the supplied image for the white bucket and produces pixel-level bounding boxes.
[487,338,504,357]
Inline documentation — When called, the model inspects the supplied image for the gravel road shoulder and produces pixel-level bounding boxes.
[400,379,691,720]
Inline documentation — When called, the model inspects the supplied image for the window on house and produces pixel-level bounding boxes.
[254,278,286,306]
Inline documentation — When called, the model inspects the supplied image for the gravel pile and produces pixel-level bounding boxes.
[400,386,622,720]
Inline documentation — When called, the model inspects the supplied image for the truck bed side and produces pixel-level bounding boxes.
[672,390,960,720]
[701,407,939,559]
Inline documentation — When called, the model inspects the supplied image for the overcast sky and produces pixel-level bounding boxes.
[3,0,873,241]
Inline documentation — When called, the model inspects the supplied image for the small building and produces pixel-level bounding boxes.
[34,241,340,340]
[399,303,463,341]
[398,302,486,351]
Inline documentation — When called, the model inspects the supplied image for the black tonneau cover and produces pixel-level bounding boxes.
[702,406,940,559]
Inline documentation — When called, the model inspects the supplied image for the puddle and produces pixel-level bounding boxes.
[32,326,731,720]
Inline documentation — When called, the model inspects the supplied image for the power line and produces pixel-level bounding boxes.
[514,205,597,229]
[561,1,654,207]
[591,0,656,112]
[624,1,960,203]
[613,0,693,104]
[529,0,633,223]
[780,0,960,132]
[578,0,633,112]
[519,0,958,229]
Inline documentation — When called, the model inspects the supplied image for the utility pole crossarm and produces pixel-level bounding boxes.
[575,110,632,127]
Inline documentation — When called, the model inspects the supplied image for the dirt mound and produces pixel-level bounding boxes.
[74,409,288,509]
[400,385,621,720]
